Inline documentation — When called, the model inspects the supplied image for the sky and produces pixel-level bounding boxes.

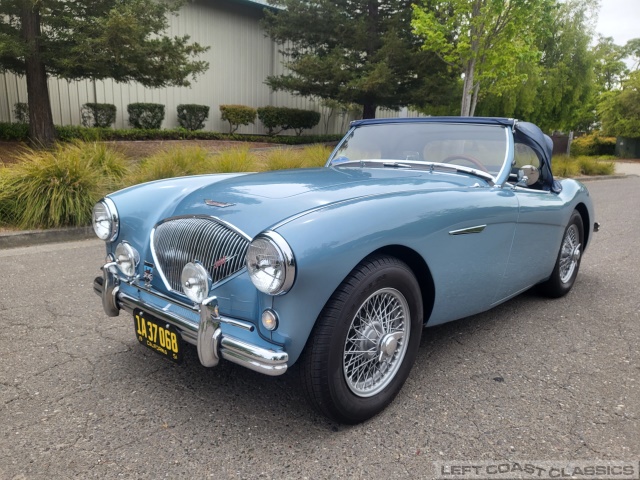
[595,0,640,46]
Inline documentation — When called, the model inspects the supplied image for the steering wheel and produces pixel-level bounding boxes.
[441,154,489,173]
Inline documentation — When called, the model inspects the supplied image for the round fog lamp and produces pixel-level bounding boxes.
[114,242,139,277]
[261,309,278,331]
[181,262,210,304]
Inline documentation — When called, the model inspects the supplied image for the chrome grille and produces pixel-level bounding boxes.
[152,217,249,293]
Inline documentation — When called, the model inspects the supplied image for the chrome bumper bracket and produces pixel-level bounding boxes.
[93,268,288,376]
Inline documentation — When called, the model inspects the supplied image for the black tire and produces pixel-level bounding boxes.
[538,210,584,298]
[300,255,423,424]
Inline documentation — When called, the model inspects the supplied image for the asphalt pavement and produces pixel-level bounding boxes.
[0,177,638,479]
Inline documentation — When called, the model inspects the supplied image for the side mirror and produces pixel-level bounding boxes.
[516,165,540,187]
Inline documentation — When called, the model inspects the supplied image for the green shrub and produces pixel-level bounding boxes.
[13,102,29,123]
[257,106,289,136]
[288,109,321,136]
[177,104,210,131]
[219,105,257,134]
[81,103,117,128]
[127,103,165,129]
[257,107,321,136]
[56,125,105,142]
[0,122,29,141]
[571,134,616,157]
[0,122,342,144]
[0,142,128,228]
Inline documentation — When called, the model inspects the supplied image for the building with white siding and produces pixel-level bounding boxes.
[0,0,418,135]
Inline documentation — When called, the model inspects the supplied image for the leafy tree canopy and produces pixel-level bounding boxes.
[599,71,640,139]
[262,0,456,119]
[0,0,209,146]
[412,0,554,117]
[475,0,598,132]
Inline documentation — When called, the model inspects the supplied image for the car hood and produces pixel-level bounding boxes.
[170,167,483,237]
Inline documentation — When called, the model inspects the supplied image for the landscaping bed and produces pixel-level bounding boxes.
[0,139,282,165]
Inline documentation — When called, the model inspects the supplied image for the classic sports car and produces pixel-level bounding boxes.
[93,117,597,423]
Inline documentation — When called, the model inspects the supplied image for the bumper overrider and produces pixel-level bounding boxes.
[93,264,288,376]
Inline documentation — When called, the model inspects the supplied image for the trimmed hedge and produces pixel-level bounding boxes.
[0,122,29,141]
[257,106,321,136]
[177,104,210,131]
[0,122,342,144]
[219,105,257,134]
[127,103,165,129]
[14,102,29,123]
[81,103,117,128]
[571,134,617,157]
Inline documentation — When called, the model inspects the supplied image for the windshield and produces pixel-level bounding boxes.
[329,122,509,178]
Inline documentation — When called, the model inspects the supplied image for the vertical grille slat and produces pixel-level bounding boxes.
[152,217,250,294]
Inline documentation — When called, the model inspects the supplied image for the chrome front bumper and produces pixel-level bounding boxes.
[93,266,288,376]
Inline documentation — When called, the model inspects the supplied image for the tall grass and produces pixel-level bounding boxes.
[0,142,129,229]
[261,145,332,170]
[128,146,216,184]
[212,147,255,173]
[553,154,615,177]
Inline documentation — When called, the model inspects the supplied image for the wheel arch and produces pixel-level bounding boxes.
[369,245,436,325]
[574,202,590,249]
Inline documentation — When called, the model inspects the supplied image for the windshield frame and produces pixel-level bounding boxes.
[327,121,514,186]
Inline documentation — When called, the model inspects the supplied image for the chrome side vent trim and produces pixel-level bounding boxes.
[449,225,487,235]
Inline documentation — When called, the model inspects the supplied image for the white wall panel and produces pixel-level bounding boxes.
[0,0,415,135]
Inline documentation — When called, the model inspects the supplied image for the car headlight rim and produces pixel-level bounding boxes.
[246,231,295,296]
[92,197,119,242]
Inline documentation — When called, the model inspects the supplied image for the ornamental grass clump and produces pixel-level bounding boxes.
[552,155,581,177]
[261,145,332,170]
[211,147,255,173]
[129,146,216,184]
[576,156,615,176]
[0,141,129,229]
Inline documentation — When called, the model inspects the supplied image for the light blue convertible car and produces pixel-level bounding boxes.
[93,117,597,423]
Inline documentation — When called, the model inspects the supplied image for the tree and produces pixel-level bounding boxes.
[262,0,454,119]
[593,36,629,92]
[599,71,640,138]
[412,0,552,117]
[0,0,208,146]
[474,0,598,132]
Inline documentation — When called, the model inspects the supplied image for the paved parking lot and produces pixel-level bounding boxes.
[0,177,638,479]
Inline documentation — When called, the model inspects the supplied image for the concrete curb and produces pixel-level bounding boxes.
[0,226,95,250]
[575,174,636,181]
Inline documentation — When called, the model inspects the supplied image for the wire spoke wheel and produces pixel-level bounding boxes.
[538,210,584,298]
[343,288,410,397]
[559,224,581,284]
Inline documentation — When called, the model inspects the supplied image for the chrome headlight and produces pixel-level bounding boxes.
[181,262,211,304]
[246,231,295,295]
[92,198,119,242]
[114,242,139,277]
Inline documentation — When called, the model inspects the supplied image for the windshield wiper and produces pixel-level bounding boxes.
[420,162,495,185]
[382,162,413,169]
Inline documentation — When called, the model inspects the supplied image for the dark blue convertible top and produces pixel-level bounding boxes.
[351,117,560,192]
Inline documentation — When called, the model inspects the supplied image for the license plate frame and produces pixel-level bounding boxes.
[133,309,183,363]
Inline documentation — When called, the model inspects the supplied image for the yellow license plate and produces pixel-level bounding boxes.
[133,309,183,363]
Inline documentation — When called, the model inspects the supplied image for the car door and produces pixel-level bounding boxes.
[492,145,567,303]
